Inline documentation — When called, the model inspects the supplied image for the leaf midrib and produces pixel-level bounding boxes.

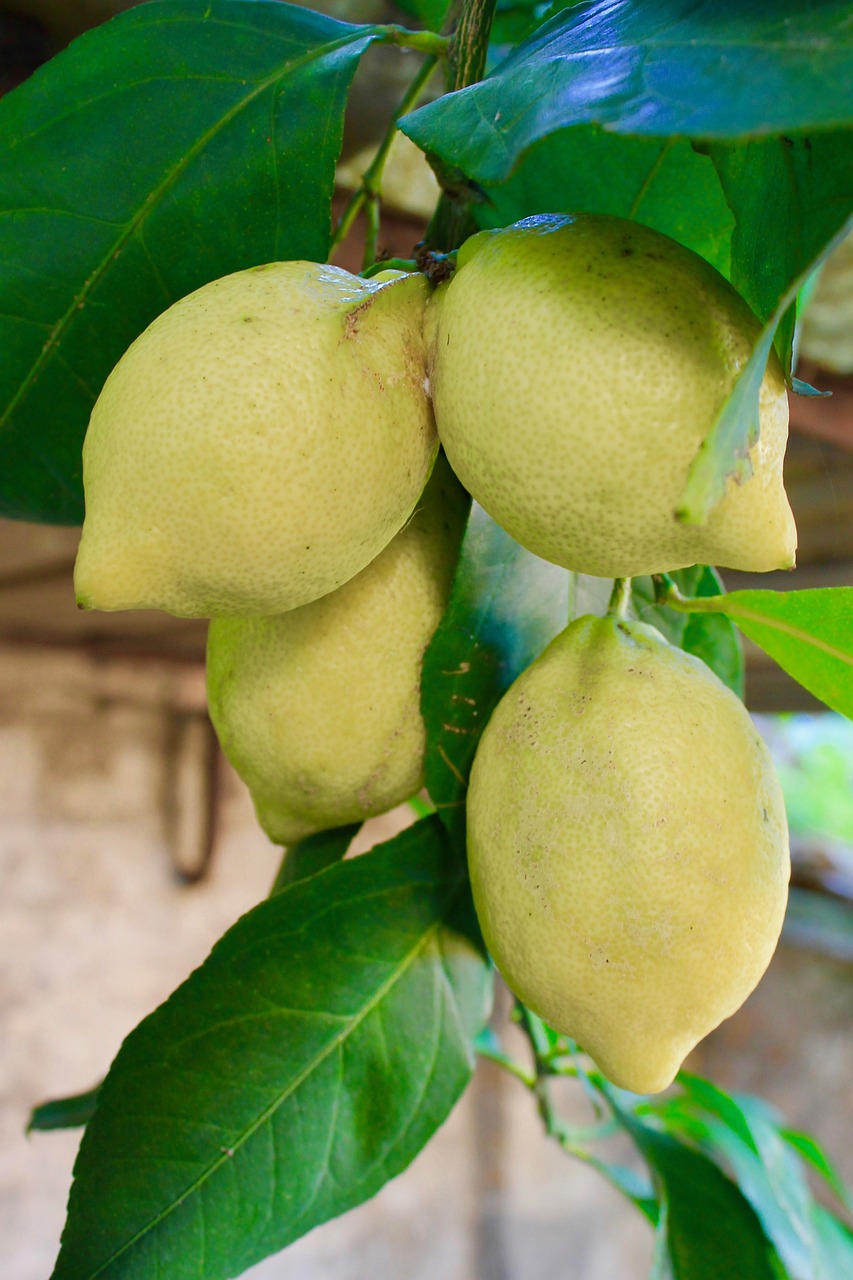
[727,602,853,669]
[82,872,466,1280]
[0,26,374,441]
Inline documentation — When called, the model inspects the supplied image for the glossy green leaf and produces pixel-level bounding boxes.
[403,0,853,177]
[782,1128,853,1211]
[677,133,853,515]
[0,0,379,524]
[474,132,734,277]
[706,134,853,361]
[632,566,744,698]
[669,1079,821,1280]
[647,1075,853,1280]
[393,0,450,31]
[421,502,569,850]
[270,822,361,891]
[626,1118,779,1280]
[52,816,492,1280]
[28,1086,100,1134]
[677,588,853,719]
[491,0,554,48]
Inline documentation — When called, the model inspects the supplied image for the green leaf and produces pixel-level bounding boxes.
[270,822,361,891]
[675,134,853,511]
[421,502,569,850]
[393,0,451,31]
[28,1086,100,1133]
[473,132,734,278]
[811,1204,853,1275]
[706,134,853,360]
[679,588,853,719]
[402,0,853,181]
[633,566,744,697]
[52,816,492,1280]
[625,1117,779,1280]
[491,0,555,48]
[668,1079,821,1280]
[781,1128,853,1213]
[0,0,379,524]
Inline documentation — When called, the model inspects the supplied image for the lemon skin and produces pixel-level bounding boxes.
[206,455,466,845]
[467,615,790,1094]
[75,262,437,618]
[428,214,796,578]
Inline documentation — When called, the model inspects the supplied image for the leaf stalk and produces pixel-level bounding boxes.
[423,0,498,250]
[330,52,440,266]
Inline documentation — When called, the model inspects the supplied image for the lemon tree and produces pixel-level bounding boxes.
[4,3,853,1279]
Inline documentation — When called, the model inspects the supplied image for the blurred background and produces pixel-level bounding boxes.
[1,3,852,1278]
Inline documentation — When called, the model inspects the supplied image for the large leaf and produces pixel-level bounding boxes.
[668,1079,823,1280]
[403,0,853,177]
[52,816,492,1280]
[677,129,853,515]
[0,0,379,524]
[674,587,853,719]
[647,1075,853,1280]
[421,502,569,850]
[626,1118,779,1280]
[475,131,734,278]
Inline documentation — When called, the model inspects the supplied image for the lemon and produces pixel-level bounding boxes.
[428,214,796,577]
[467,615,790,1094]
[206,454,466,845]
[75,262,437,617]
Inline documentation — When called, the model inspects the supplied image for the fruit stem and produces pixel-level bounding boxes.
[507,1004,655,1210]
[448,0,498,93]
[607,577,633,619]
[381,26,451,59]
[422,0,498,252]
[361,256,419,278]
[651,573,713,613]
[330,52,440,265]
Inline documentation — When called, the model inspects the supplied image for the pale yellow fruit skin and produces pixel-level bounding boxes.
[428,215,796,577]
[206,455,466,845]
[467,616,790,1094]
[75,262,437,617]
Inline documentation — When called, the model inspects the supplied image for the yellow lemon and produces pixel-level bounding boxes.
[428,214,796,577]
[467,615,790,1094]
[206,455,466,845]
[75,262,436,617]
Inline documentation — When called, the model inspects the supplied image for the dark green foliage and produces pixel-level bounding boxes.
[0,0,378,523]
[52,818,492,1280]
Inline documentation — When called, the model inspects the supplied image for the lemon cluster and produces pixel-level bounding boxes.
[74,214,793,1093]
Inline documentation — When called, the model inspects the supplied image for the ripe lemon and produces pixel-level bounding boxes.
[467,615,790,1094]
[428,215,796,577]
[206,454,466,845]
[75,262,437,617]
